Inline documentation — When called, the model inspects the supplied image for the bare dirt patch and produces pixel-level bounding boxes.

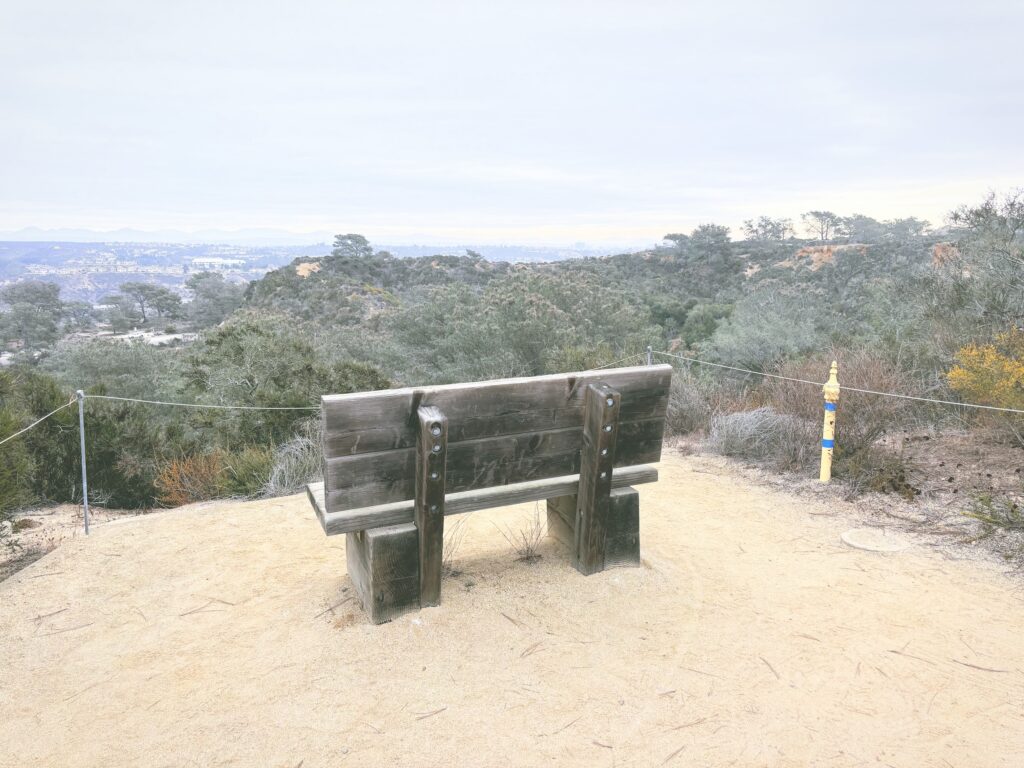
[2,454,1023,766]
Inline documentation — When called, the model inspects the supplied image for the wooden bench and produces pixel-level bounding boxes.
[307,364,672,623]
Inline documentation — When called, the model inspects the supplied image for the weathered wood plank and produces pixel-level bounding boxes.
[574,383,620,575]
[324,417,665,512]
[346,524,420,624]
[546,487,640,569]
[322,365,671,457]
[545,494,576,547]
[415,406,446,607]
[306,464,659,536]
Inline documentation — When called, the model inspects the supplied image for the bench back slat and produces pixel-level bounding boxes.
[321,364,671,514]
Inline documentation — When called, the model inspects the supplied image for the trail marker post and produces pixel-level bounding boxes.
[646,345,653,366]
[819,362,840,483]
[76,390,90,534]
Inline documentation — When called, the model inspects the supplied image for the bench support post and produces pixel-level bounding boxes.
[547,487,640,569]
[573,383,621,575]
[416,405,447,607]
[346,524,420,624]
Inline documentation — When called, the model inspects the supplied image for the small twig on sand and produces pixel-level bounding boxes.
[950,659,1011,673]
[179,600,220,616]
[759,656,780,680]
[63,680,103,702]
[667,718,707,732]
[520,641,544,658]
[314,597,353,619]
[888,649,936,666]
[592,740,612,749]
[661,744,687,765]
[33,607,68,623]
[550,715,582,735]
[28,570,65,579]
[501,612,526,629]
[680,666,723,679]
[39,622,93,636]
[415,707,447,721]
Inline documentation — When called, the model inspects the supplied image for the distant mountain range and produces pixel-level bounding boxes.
[0,227,646,253]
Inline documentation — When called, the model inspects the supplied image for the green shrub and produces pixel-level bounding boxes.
[0,410,36,514]
[221,446,275,498]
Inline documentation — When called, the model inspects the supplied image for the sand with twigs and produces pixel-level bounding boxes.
[2,451,1023,767]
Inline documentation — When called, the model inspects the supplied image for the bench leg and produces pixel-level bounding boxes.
[546,486,640,573]
[346,524,420,624]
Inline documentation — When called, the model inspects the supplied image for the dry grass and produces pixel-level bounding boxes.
[495,503,545,563]
[704,407,818,471]
[443,516,469,577]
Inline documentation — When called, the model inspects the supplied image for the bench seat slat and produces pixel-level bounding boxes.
[306,464,659,536]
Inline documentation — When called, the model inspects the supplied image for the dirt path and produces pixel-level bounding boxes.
[2,452,1022,767]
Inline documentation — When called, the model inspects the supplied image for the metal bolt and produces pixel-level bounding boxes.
[606,397,614,407]
[429,504,438,513]
[430,471,439,480]
[599,471,607,479]
[432,443,442,453]
[600,448,608,456]
[430,424,441,436]
[603,425,613,432]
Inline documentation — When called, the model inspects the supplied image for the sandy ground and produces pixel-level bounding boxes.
[2,451,1023,768]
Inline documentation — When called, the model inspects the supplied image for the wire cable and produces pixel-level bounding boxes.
[0,400,76,447]
[652,349,1024,415]
[84,394,319,411]
[587,352,645,371]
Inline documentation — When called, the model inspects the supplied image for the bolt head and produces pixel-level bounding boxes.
[606,397,615,407]
[430,424,441,436]
[430,471,439,480]
[600,448,608,456]
[432,444,442,453]
[599,471,607,479]
[603,425,613,432]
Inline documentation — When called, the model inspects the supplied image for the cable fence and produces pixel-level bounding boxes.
[2,344,1022,535]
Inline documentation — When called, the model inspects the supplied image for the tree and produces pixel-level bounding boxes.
[186,312,390,443]
[0,280,63,351]
[688,224,733,266]
[185,272,244,328]
[331,234,374,259]
[681,303,732,346]
[101,294,142,332]
[150,290,182,319]
[663,233,690,249]
[801,211,844,241]
[884,217,929,239]
[841,214,885,243]
[741,216,793,242]
[43,337,185,402]
[119,282,181,323]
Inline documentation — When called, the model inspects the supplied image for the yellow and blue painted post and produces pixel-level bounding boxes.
[819,361,840,483]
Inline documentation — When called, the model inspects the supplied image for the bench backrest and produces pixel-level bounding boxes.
[321,364,672,514]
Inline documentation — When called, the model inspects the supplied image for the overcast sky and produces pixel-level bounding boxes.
[1,1,1022,246]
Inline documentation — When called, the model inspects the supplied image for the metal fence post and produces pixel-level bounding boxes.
[76,390,90,534]
[819,362,840,483]
[646,345,653,366]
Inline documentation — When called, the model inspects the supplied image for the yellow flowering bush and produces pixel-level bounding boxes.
[947,328,1024,411]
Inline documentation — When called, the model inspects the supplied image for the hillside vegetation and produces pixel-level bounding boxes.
[2,195,1023,564]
